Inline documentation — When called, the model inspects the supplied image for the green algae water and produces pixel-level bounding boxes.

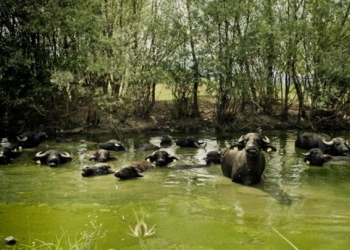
[1,131,350,249]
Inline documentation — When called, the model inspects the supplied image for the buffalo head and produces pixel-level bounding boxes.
[303,148,332,166]
[98,139,125,151]
[160,135,172,147]
[145,150,178,167]
[322,137,350,156]
[17,131,48,148]
[34,150,72,167]
[88,149,116,162]
[175,137,207,149]
[114,161,154,180]
[204,151,222,165]
[81,163,115,177]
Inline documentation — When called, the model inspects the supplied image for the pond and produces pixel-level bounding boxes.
[1,130,350,250]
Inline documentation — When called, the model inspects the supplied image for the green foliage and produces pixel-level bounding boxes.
[1,0,350,131]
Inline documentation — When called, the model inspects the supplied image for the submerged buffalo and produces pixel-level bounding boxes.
[17,131,48,148]
[221,133,277,185]
[204,151,222,165]
[295,132,349,156]
[145,150,178,167]
[85,149,116,162]
[136,143,160,151]
[81,163,115,177]
[34,150,72,167]
[0,145,22,165]
[160,135,172,147]
[303,148,350,166]
[114,161,154,180]
[98,139,125,151]
[175,137,207,149]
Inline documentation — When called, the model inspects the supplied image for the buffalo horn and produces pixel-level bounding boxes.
[35,151,47,157]
[302,152,310,156]
[17,136,28,142]
[60,152,71,158]
[262,136,270,144]
[238,135,245,143]
[322,139,334,146]
[194,141,207,149]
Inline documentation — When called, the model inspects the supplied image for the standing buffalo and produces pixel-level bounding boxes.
[85,149,116,162]
[295,131,349,156]
[160,135,172,147]
[303,148,350,166]
[81,163,115,177]
[221,133,277,185]
[145,150,178,167]
[17,131,48,148]
[175,137,207,149]
[98,139,125,151]
[205,151,222,165]
[34,150,72,167]
[114,161,154,180]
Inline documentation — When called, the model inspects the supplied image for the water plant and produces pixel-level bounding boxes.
[128,210,156,239]
[15,215,105,250]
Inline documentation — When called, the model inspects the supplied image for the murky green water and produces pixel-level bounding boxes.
[1,131,350,249]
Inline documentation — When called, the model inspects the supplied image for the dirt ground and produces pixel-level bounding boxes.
[98,99,301,134]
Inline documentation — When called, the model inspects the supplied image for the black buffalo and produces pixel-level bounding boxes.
[0,145,22,165]
[81,163,115,177]
[303,148,350,166]
[98,139,125,151]
[160,135,172,147]
[221,133,277,185]
[85,149,116,162]
[34,150,72,167]
[175,137,207,149]
[114,161,154,180]
[17,131,48,148]
[295,132,349,156]
[145,150,178,167]
[205,151,222,165]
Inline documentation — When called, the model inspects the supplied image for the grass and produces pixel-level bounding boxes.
[15,217,104,250]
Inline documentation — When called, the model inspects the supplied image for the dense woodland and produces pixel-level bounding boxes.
[1,0,350,134]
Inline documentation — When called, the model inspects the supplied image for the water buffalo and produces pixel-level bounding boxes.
[85,149,116,162]
[303,148,350,166]
[205,151,222,165]
[34,150,72,167]
[98,139,125,151]
[295,131,349,156]
[114,161,154,180]
[17,131,48,148]
[175,137,207,149]
[221,133,277,185]
[81,163,115,177]
[145,150,178,167]
[0,145,22,165]
[136,143,160,151]
[160,135,172,147]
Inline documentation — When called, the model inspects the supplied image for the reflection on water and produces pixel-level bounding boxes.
[1,131,350,249]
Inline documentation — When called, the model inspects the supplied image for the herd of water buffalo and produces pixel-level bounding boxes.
[0,131,349,185]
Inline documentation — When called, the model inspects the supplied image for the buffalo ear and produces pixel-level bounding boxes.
[229,142,244,151]
[145,156,155,162]
[171,156,178,162]
[264,145,277,152]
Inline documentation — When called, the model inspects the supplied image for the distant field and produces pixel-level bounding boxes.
[155,84,211,101]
